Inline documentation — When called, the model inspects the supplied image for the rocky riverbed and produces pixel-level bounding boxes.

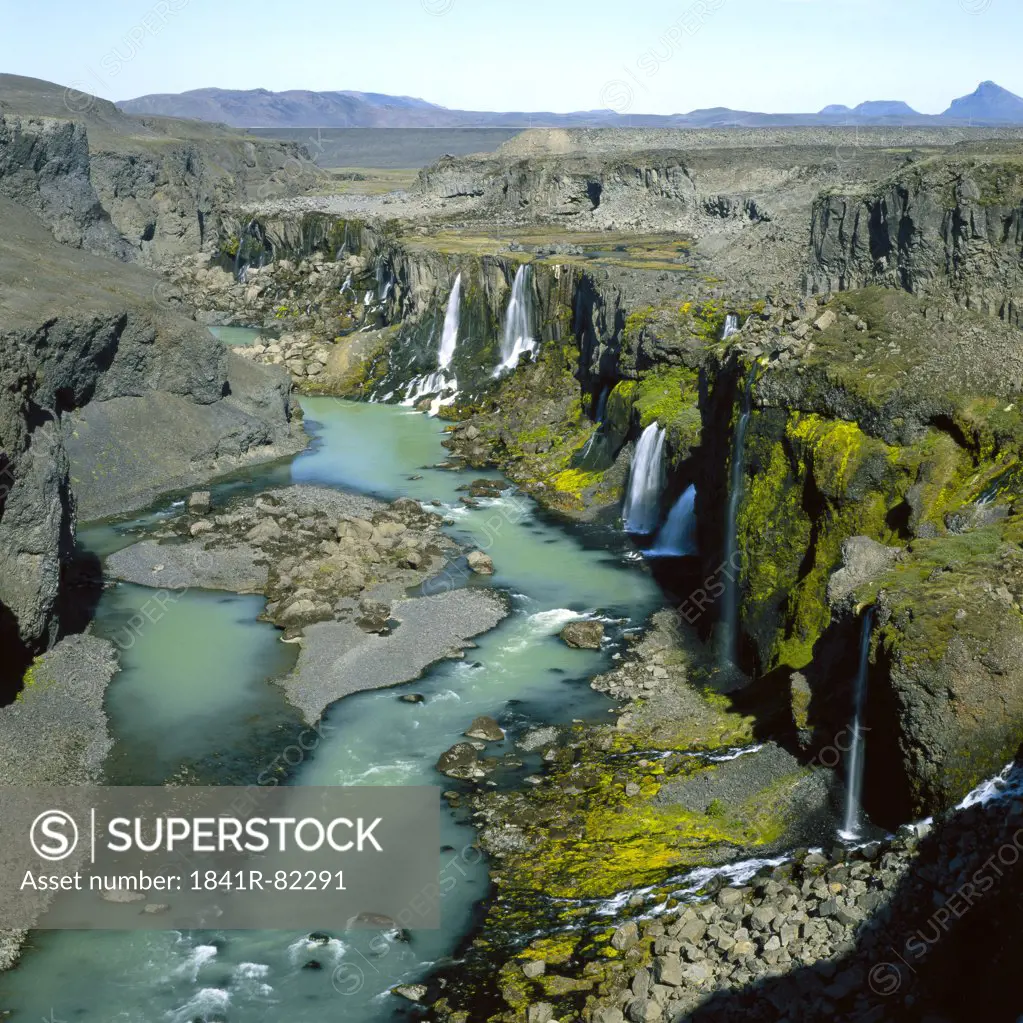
[105,484,508,720]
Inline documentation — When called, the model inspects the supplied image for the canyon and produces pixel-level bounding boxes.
[2,73,1023,1023]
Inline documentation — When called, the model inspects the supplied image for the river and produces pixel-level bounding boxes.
[2,398,662,1022]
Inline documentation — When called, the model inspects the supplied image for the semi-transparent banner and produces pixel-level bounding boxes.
[0,786,440,929]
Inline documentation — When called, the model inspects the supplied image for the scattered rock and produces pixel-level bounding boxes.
[392,983,428,1003]
[100,890,146,904]
[559,620,605,649]
[465,716,505,742]
[187,491,211,514]
[611,921,640,951]
[436,742,489,780]
[814,309,838,331]
[467,551,495,575]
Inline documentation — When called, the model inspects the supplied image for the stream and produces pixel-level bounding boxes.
[2,399,662,1022]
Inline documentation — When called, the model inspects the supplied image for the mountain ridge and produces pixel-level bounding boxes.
[115,81,1023,128]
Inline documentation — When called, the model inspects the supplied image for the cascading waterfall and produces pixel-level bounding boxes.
[401,273,462,415]
[494,265,536,375]
[722,313,741,339]
[841,608,875,840]
[719,365,756,664]
[647,485,698,557]
[622,423,666,534]
[437,272,462,371]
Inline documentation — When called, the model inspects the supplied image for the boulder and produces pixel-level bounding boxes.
[465,716,505,742]
[392,984,428,1003]
[467,551,495,575]
[436,742,489,780]
[559,620,605,649]
[611,921,639,951]
[247,518,283,543]
[814,309,838,331]
[188,491,212,514]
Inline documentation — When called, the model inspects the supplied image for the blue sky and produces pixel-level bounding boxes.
[9,0,1019,114]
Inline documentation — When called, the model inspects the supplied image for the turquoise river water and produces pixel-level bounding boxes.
[1,399,662,1021]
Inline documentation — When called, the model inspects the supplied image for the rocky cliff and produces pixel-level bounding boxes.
[0,113,129,257]
[0,74,325,265]
[0,196,302,698]
[808,154,1023,325]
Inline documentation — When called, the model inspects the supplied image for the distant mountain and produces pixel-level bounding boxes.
[114,81,1023,129]
[943,81,1023,123]
[853,100,919,117]
[118,88,453,128]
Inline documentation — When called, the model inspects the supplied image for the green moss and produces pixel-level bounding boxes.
[622,306,656,347]
[736,434,812,663]
[17,656,51,701]
[631,367,702,462]
[551,467,605,499]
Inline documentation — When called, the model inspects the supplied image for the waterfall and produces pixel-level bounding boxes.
[623,423,666,534]
[647,485,698,557]
[841,608,874,840]
[438,273,462,371]
[593,386,609,424]
[376,258,392,301]
[494,265,536,375]
[719,365,756,664]
[722,314,740,339]
[399,274,462,415]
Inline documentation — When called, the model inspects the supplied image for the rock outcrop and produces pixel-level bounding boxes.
[0,74,325,264]
[0,113,130,257]
[808,156,1023,325]
[0,196,302,695]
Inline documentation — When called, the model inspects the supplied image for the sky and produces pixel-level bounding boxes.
[6,0,1021,115]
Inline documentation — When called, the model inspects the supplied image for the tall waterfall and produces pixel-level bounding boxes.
[647,485,698,557]
[438,273,462,371]
[494,265,536,375]
[400,274,462,415]
[722,314,741,339]
[623,423,666,534]
[841,608,875,840]
[719,366,756,664]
